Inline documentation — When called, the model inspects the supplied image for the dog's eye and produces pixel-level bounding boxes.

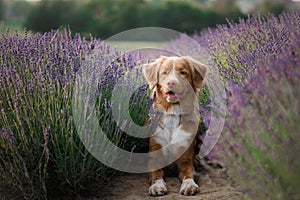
[161,71,167,75]
[180,71,187,75]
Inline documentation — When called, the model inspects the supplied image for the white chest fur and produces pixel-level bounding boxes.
[159,113,180,144]
[153,105,194,155]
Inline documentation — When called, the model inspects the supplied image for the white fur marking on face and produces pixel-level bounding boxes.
[180,178,199,195]
[167,68,179,84]
[149,178,167,196]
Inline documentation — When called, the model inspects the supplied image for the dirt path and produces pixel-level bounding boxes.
[90,165,245,200]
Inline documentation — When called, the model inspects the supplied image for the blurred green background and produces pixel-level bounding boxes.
[0,0,298,38]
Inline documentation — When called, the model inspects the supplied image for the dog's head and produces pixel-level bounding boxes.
[143,56,208,104]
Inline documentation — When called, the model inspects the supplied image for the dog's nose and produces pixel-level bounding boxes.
[167,80,177,86]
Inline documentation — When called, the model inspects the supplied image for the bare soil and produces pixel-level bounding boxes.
[81,161,245,200]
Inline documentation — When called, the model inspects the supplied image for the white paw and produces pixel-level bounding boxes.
[149,179,167,196]
[180,178,200,196]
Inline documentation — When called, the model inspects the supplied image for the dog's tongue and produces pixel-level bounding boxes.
[168,93,176,98]
[166,91,177,99]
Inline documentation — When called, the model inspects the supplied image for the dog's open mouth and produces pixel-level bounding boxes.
[166,90,178,101]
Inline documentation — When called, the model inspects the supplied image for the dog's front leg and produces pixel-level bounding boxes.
[174,116,200,196]
[176,144,200,195]
[148,137,167,196]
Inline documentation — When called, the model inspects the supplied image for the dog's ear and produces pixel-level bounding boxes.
[184,56,208,88]
[143,56,166,89]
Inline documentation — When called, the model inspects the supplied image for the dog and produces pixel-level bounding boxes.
[143,56,208,196]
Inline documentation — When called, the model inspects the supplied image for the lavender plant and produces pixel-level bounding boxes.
[0,29,147,199]
[193,11,300,83]
[0,29,94,199]
[190,11,300,199]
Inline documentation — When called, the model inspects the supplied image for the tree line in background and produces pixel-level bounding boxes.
[0,0,288,39]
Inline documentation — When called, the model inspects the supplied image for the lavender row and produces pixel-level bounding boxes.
[0,29,145,199]
[191,11,300,199]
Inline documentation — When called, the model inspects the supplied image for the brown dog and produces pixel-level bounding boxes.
[143,56,208,196]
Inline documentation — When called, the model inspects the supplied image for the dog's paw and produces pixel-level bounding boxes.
[180,178,200,196]
[149,179,167,196]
